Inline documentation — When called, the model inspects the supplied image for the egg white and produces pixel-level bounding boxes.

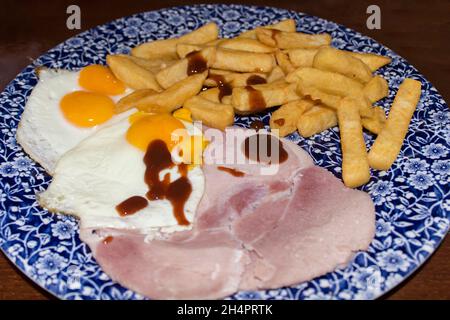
[16,68,135,174]
[38,118,205,235]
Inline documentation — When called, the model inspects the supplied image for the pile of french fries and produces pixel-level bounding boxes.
[105,19,422,188]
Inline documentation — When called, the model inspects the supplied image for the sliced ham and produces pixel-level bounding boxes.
[79,129,375,299]
[236,166,375,290]
[80,228,247,300]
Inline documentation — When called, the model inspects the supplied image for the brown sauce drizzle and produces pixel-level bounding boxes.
[166,177,192,225]
[208,74,232,102]
[116,140,192,226]
[243,133,288,164]
[274,118,285,126]
[217,166,245,177]
[245,86,266,112]
[116,196,148,216]
[250,120,265,131]
[186,50,207,76]
[103,236,114,245]
[246,75,267,86]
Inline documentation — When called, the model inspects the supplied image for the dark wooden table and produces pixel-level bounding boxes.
[0,0,449,300]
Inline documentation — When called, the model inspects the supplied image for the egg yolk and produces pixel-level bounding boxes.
[79,65,125,95]
[126,113,186,151]
[60,91,115,127]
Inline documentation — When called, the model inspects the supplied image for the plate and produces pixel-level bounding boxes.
[0,4,448,300]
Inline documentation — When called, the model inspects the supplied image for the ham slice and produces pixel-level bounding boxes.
[236,166,375,290]
[79,130,375,299]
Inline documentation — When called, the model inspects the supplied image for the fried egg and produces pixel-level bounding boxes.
[17,66,135,174]
[38,113,205,235]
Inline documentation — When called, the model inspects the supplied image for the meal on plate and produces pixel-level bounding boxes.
[16,18,422,299]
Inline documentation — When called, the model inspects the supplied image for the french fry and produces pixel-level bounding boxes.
[208,69,232,76]
[286,48,318,67]
[132,38,179,60]
[267,66,285,83]
[297,105,337,137]
[270,99,315,136]
[296,80,375,120]
[313,47,373,83]
[115,89,157,113]
[363,75,389,103]
[368,79,422,170]
[232,81,299,114]
[106,55,162,91]
[204,72,267,88]
[183,95,235,130]
[256,29,331,49]
[238,19,296,39]
[211,48,275,73]
[218,38,275,53]
[156,47,216,89]
[275,50,296,74]
[205,39,224,46]
[132,22,219,59]
[119,54,176,74]
[199,87,221,103]
[126,72,207,113]
[349,51,392,72]
[337,97,370,188]
[296,80,341,109]
[361,106,386,134]
[287,67,364,97]
[176,43,205,58]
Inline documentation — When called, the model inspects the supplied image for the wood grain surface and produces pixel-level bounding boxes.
[0,0,448,300]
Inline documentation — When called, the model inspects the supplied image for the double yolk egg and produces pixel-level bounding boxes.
[59,64,205,165]
[59,65,125,127]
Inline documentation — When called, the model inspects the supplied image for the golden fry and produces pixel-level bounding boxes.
[337,97,370,188]
[118,55,176,74]
[287,67,364,97]
[199,88,221,103]
[106,55,161,91]
[266,66,285,83]
[232,81,299,114]
[368,79,422,170]
[238,19,296,39]
[286,48,318,67]
[313,47,373,83]
[297,105,337,137]
[212,48,275,73]
[176,43,204,58]
[275,50,296,74]
[363,75,389,103]
[349,51,392,72]
[183,95,235,130]
[218,38,275,53]
[116,89,157,113]
[134,72,207,113]
[361,106,386,134]
[204,72,267,88]
[156,47,216,89]
[256,29,331,49]
[132,22,218,59]
[270,99,315,136]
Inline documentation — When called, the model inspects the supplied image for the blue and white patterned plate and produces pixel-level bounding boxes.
[0,4,448,300]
